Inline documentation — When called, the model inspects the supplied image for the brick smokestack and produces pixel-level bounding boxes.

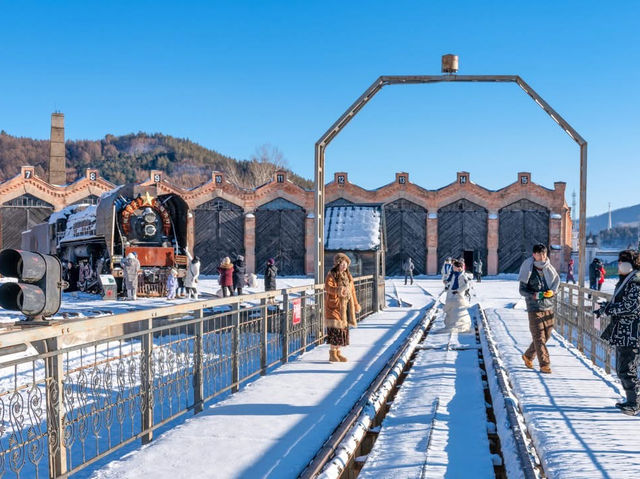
[49,112,66,185]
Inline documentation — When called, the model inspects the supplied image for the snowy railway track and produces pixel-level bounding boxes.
[302,300,541,479]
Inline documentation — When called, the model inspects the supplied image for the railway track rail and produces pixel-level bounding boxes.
[301,297,542,479]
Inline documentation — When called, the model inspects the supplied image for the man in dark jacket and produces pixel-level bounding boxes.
[473,259,483,282]
[598,250,640,415]
[589,258,602,290]
[265,258,277,291]
[232,255,246,295]
[518,244,560,374]
[403,257,414,285]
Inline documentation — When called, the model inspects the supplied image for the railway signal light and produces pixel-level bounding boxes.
[0,249,63,320]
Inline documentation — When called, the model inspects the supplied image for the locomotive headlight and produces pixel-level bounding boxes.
[144,224,157,236]
[143,208,157,224]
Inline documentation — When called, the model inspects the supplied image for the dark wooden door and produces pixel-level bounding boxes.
[437,199,488,274]
[256,198,305,276]
[0,194,53,250]
[498,199,549,273]
[384,199,427,275]
[194,198,244,274]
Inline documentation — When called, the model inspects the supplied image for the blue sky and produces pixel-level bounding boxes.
[1,1,638,216]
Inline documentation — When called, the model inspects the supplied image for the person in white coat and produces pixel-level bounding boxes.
[122,252,140,300]
[443,259,472,332]
[184,250,201,299]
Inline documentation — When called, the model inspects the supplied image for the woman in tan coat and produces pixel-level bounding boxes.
[325,253,361,362]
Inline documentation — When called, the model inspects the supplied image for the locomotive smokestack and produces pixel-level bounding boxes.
[441,54,458,74]
[49,112,66,185]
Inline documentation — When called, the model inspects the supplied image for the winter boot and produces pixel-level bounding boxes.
[329,350,340,363]
[617,389,639,410]
[540,365,552,374]
[522,354,534,369]
[336,350,348,362]
[620,403,640,416]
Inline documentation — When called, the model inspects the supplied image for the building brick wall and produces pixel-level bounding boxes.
[0,168,572,275]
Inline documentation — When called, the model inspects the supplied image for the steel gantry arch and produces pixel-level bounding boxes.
[315,72,587,289]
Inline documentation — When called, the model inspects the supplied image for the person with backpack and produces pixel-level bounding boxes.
[519,243,560,374]
[589,258,602,290]
[597,250,640,415]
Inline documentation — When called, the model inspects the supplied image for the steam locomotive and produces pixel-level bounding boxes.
[22,184,189,297]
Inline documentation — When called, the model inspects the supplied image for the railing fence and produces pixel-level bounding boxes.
[0,276,377,478]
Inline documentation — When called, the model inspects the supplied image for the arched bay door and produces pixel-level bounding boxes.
[498,199,550,273]
[0,194,54,249]
[194,198,244,274]
[438,199,488,273]
[384,198,427,275]
[256,198,305,276]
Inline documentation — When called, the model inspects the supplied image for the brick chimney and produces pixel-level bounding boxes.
[49,112,66,185]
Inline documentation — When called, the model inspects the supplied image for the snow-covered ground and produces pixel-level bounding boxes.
[91,281,439,479]
[477,279,640,479]
[0,276,313,324]
[359,311,495,479]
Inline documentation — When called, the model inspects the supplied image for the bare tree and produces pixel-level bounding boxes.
[250,144,288,185]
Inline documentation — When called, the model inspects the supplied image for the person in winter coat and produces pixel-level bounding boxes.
[184,251,200,300]
[403,257,415,285]
[325,253,361,362]
[233,255,247,295]
[217,257,234,297]
[597,250,640,415]
[443,259,472,332]
[598,263,606,291]
[122,252,140,300]
[566,259,576,284]
[166,268,179,300]
[441,257,453,284]
[519,243,560,373]
[264,258,277,292]
[589,258,602,290]
[473,259,483,282]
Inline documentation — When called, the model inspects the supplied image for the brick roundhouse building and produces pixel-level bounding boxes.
[0,115,572,277]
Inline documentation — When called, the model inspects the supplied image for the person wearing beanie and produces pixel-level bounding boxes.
[597,249,640,415]
[325,252,361,363]
[518,243,560,374]
[442,259,471,332]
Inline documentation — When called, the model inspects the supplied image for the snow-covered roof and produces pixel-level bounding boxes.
[324,205,382,251]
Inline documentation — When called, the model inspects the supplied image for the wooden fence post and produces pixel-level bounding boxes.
[301,295,308,351]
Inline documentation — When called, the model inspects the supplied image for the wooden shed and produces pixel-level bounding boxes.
[323,204,385,278]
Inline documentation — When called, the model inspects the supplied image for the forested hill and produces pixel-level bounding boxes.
[0,131,312,189]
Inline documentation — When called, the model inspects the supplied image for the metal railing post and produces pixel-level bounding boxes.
[45,338,67,478]
[193,308,205,414]
[141,318,153,445]
[282,290,290,363]
[577,288,585,352]
[261,297,268,375]
[232,302,240,393]
[301,295,308,351]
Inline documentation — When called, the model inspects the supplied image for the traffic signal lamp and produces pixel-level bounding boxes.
[0,249,63,320]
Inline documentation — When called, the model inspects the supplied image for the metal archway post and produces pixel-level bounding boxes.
[315,74,587,296]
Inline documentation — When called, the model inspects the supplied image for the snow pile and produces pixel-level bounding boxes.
[61,204,98,242]
[324,206,381,250]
